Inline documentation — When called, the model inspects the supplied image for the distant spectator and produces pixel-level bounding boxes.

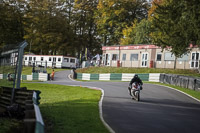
[96,54,100,66]
[51,69,55,80]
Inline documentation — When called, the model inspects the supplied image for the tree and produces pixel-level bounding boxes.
[0,0,24,52]
[95,0,149,45]
[73,0,101,57]
[120,19,152,45]
[23,0,61,55]
[23,0,76,55]
[151,0,200,56]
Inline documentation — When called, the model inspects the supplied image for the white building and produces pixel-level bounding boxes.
[23,55,77,68]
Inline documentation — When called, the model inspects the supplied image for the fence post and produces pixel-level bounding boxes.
[12,41,28,104]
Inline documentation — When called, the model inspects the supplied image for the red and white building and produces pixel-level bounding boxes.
[102,44,200,69]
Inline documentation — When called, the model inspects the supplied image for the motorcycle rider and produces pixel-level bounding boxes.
[128,74,143,95]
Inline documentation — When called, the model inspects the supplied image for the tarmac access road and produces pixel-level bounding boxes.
[45,70,200,133]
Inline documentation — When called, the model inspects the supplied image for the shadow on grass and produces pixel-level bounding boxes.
[40,99,109,133]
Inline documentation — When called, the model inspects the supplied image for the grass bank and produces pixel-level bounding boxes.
[22,66,69,75]
[21,83,109,133]
[76,67,200,77]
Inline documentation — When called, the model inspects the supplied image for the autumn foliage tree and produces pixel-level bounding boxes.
[95,0,149,46]
[1,0,200,57]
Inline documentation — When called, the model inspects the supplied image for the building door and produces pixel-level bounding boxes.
[191,52,199,68]
[141,53,148,67]
[105,54,111,66]
[52,57,56,67]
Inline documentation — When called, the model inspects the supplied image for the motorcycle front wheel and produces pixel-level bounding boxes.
[135,91,140,101]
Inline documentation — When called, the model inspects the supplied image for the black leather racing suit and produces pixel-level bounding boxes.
[128,77,143,95]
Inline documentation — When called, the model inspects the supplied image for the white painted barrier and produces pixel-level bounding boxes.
[27,75,32,81]
[39,73,48,81]
[82,73,90,80]
[122,73,135,81]
[0,74,3,79]
[149,73,160,82]
[99,74,110,81]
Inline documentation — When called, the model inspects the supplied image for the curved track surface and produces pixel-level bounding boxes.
[45,70,200,133]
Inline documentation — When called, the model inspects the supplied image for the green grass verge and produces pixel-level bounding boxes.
[0,66,16,74]
[21,80,43,82]
[22,66,69,75]
[0,79,13,88]
[21,83,109,133]
[76,67,200,77]
[146,82,200,100]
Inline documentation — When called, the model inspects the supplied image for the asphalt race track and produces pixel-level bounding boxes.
[46,70,200,133]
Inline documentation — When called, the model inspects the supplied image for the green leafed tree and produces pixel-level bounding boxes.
[95,0,149,46]
[0,0,24,52]
[151,0,200,57]
[23,0,74,55]
[120,19,152,45]
[73,0,101,56]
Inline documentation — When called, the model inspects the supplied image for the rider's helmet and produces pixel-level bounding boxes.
[134,74,138,78]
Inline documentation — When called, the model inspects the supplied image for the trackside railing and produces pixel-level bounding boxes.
[33,91,44,133]
[24,90,44,133]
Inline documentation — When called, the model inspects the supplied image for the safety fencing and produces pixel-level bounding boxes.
[72,71,200,92]
[160,74,200,91]
[24,90,44,133]
[75,73,160,82]
[0,73,48,81]
[32,91,44,133]
[0,87,44,133]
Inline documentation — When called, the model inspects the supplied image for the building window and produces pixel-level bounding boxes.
[64,58,69,62]
[112,54,118,60]
[49,57,52,61]
[41,57,44,61]
[58,58,61,62]
[191,52,199,68]
[130,54,138,61]
[177,53,189,61]
[164,52,175,61]
[53,57,56,62]
[33,57,36,61]
[156,54,162,61]
[29,57,32,61]
[25,57,27,60]
[70,59,75,63]
[122,54,126,61]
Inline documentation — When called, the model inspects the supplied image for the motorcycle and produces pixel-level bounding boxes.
[129,82,141,101]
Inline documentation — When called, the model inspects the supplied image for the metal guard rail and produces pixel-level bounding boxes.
[33,91,44,133]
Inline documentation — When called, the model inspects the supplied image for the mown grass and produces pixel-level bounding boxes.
[0,79,13,88]
[21,83,109,133]
[146,82,200,100]
[0,66,68,75]
[22,66,69,75]
[76,67,200,77]
[0,66,16,74]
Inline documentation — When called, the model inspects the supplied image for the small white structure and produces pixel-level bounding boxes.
[23,55,77,68]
